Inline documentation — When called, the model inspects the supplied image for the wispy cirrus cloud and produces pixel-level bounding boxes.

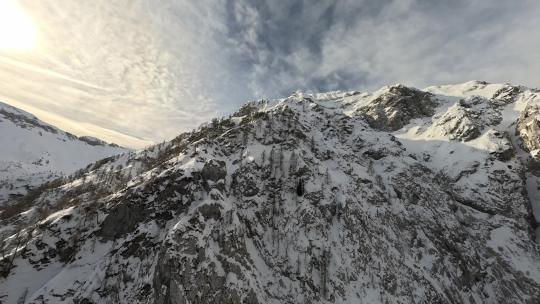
[222,0,540,94]
[1,0,539,148]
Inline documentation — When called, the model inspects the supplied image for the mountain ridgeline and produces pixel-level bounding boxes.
[1,81,540,303]
[0,101,128,205]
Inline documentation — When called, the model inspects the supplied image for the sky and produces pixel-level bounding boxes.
[0,0,539,148]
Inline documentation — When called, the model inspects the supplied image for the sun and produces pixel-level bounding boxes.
[0,0,37,51]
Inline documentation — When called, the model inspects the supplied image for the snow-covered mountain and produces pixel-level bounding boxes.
[1,81,540,303]
[0,101,128,205]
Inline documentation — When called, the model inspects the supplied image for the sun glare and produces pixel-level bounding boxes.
[0,0,37,51]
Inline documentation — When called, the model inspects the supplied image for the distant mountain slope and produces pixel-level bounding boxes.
[0,101,128,204]
[1,81,540,303]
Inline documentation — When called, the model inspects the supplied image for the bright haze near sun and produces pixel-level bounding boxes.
[0,0,539,148]
[0,0,37,50]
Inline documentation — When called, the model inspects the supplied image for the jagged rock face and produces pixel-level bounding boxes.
[425,97,503,141]
[79,136,120,147]
[484,130,515,161]
[518,104,540,154]
[1,82,540,304]
[517,104,540,176]
[357,85,437,131]
[493,85,525,103]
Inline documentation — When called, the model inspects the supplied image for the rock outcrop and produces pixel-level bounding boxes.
[357,85,437,131]
[518,104,540,154]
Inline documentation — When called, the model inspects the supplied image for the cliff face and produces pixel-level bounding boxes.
[1,81,540,304]
[518,104,540,153]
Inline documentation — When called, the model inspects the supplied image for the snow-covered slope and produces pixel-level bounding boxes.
[1,81,540,303]
[0,101,128,205]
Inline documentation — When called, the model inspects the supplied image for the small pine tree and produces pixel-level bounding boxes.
[325,168,330,185]
[269,146,275,172]
[279,146,284,173]
[321,249,329,298]
[211,117,219,128]
[296,254,301,276]
[261,150,266,167]
[296,179,304,196]
[368,160,375,175]
[242,131,248,146]
[238,149,244,167]
[289,151,298,174]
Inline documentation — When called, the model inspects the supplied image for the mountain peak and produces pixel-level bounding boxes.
[0,101,60,135]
